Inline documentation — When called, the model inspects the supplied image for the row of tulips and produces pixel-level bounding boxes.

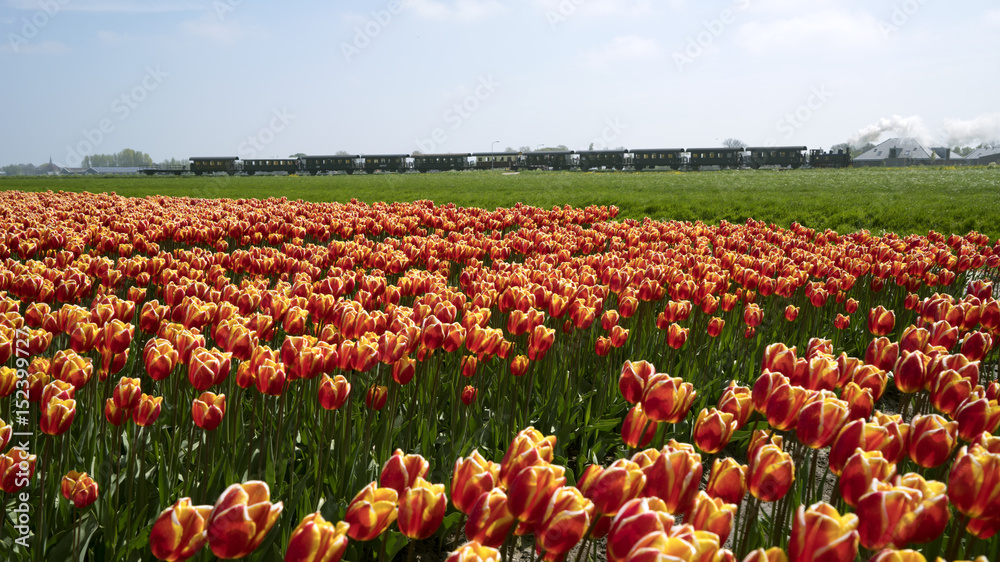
[0,191,998,560]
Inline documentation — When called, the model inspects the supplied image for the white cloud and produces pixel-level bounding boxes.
[0,39,69,55]
[5,0,204,12]
[942,114,1000,146]
[985,9,1000,25]
[401,0,505,22]
[735,9,883,53]
[584,35,661,68]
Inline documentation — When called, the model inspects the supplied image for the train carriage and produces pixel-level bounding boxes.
[242,158,299,175]
[472,152,520,170]
[808,149,852,168]
[744,146,807,169]
[412,153,471,173]
[631,149,685,171]
[521,151,575,171]
[578,150,628,171]
[300,155,359,175]
[686,148,742,171]
[362,154,409,174]
[189,157,239,176]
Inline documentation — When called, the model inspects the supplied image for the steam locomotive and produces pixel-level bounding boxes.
[140,146,851,176]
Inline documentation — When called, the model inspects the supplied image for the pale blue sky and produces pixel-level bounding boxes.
[2,0,999,167]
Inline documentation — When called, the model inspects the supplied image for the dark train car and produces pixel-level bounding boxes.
[362,154,409,173]
[631,148,685,171]
[686,148,742,171]
[472,152,520,170]
[300,155,359,175]
[809,149,852,168]
[190,157,239,176]
[578,150,627,171]
[412,153,470,173]
[745,146,807,169]
[139,165,187,176]
[243,158,299,175]
[521,151,575,171]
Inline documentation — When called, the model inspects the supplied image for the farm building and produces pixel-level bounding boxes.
[853,138,963,167]
[965,146,1000,165]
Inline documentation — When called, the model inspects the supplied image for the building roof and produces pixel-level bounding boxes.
[966,147,1000,160]
[853,138,966,161]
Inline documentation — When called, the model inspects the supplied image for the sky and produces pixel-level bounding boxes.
[2,0,999,167]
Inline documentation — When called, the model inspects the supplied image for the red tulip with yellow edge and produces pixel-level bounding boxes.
[69,322,99,353]
[965,514,1000,539]
[398,477,447,540]
[748,443,794,502]
[510,354,530,377]
[641,373,697,424]
[834,314,851,330]
[40,397,76,435]
[868,306,896,336]
[952,396,1000,441]
[693,408,737,454]
[928,369,973,417]
[605,497,673,562]
[451,450,498,515]
[752,370,790,414]
[465,487,515,548]
[101,318,134,354]
[0,367,16,399]
[666,323,688,349]
[498,427,556,487]
[850,364,889,402]
[765,382,812,431]
[254,359,286,396]
[284,512,349,562]
[61,470,98,509]
[619,360,656,405]
[947,444,1000,521]
[908,414,958,468]
[895,473,949,544]
[188,347,231,391]
[621,404,657,448]
[506,463,566,534]
[144,338,178,381]
[788,502,859,562]
[105,398,129,426]
[133,394,163,427]
[206,481,283,559]
[113,376,142,410]
[784,304,800,322]
[380,449,430,495]
[51,349,93,389]
[365,385,388,410]
[706,316,725,337]
[344,482,397,542]
[706,457,746,506]
[867,550,927,562]
[446,541,501,562]
[594,336,612,356]
[1,448,36,493]
[318,374,350,411]
[0,418,11,451]
[899,325,930,354]
[685,491,736,543]
[461,355,478,378]
[577,459,646,517]
[718,381,753,429]
[842,382,874,421]
[742,547,788,562]
[797,395,851,449]
[839,449,896,508]
[192,392,226,431]
[761,344,798,378]
[866,337,899,372]
[894,350,930,394]
[40,379,75,409]
[149,497,213,561]
[534,486,594,561]
[640,444,703,515]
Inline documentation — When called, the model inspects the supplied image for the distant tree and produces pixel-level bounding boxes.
[505,146,515,153]
[954,146,974,157]
[850,142,875,159]
[334,150,351,156]
[159,157,185,166]
[412,150,423,156]
[2,163,38,176]
[82,149,153,167]
[588,142,595,150]
[518,146,531,153]
[722,138,747,148]
[538,145,569,152]
[290,153,307,158]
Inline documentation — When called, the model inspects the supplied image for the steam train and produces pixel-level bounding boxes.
[140,146,852,176]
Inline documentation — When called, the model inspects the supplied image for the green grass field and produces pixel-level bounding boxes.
[4,166,1000,239]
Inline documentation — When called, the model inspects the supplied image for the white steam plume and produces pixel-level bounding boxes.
[942,113,1000,148]
[849,114,934,147]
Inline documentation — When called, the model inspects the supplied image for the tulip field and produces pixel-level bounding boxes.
[0,184,999,562]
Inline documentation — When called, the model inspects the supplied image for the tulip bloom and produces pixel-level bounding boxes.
[149,497,213,561]
[1,448,37,493]
[206,481,284,559]
[908,414,958,468]
[344,482,397,541]
[506,463,566,534]
[113,376,143,410]
[707,316,725,337]
[133,394,163,427]
[784,304,800,322]
[188,347,232,391]
[705,457,747,506]
[447,541,501,562]
[535,486,594,561]
[717,381,753,429]
[641,373,697,423]
[788,502,859,562]
[621,404,657,448]
[498,427,556,487]
[868,306,895,336]
[640,445,703,515]
[105,398,129,426]
[318,374,350,411]
[838,449,896,508]
[465,487,515,548]
[192,392,227,431]
[685,491,736,543]
[577,459,646,517]
[666,323,688,349]
[452,450,499,515]
[61,470,99,509]
[605,497,674,562]
[398,477,447,540]
[461,385,478,406]
[380,449,430,495]
[796,396,851,449]
[692,408,737,454]
[40,397,76,435]
[948,444,1000,520]
[742,547,789,562]
[619,360,656,405]
[764,382,811,431]
[748,443,794,502]
[144,338,178,381]
[365,385,388,410]
[284,513,349,562]
[867,550,927,562]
